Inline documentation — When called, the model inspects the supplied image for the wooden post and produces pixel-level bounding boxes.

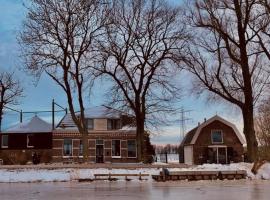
[52,99,55,130]
[139,172,142,180]
[165,152,168,163]
[20,110,23,123]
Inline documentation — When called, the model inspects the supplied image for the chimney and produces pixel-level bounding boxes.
[204,118,207,122]
[198,122,200,126]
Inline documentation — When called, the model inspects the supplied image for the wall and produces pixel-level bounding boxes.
[0,133,52,150]
[93,119,107,130]
[192,120,244,164]
[52,131,138,163]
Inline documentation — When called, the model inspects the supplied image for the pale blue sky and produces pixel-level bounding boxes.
[0,0,243,144]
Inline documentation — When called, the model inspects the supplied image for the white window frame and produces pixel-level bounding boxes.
[211,130,223,144]
[127,140,137,158]
[1,135,8,148]
[27,134,34,148]
[111,139,121,158]
[63,138,73,158]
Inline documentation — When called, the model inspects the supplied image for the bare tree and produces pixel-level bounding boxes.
[0,72,23,132]
[20,0,108,161]
[94,0,188,161]
[255,97,270,160]
[183,0,270,162]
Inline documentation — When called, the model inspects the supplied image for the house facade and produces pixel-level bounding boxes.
[180,115,245,165]
[0,116,52,164]
[52,106,138,163]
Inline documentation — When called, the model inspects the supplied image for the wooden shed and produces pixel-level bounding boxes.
[180,115,245,165]
[0,116,52,164]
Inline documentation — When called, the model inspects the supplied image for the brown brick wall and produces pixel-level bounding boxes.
[192,120,244,164]
[51,132,137,163]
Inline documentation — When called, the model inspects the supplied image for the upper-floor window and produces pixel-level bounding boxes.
[211,130,223,144]
[107,119,121,130]
[1,135,8,148]
[85,119,94,130]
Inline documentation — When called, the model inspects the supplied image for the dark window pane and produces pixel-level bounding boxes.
[1,135,8,147]
[79,140,83,156]
[27,135,34,147]
[112,140,120,156]
[96,139,104,145]
[212,131,223,143]
[63,138,72,156]
[85,119,94,130]
[107,119,121,130]
[128,140,136,157]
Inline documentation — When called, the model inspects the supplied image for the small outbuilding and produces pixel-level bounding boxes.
[180,115,245,165]
[0,116,52,164]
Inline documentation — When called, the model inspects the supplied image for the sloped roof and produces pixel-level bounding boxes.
[3,116,52,133]
[181,115,246,146]
[57,106,123,128]
[181,127,198,146]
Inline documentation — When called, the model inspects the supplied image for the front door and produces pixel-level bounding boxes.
[218,147,227,164]
[96,140,104,163]
[208,147,227,164]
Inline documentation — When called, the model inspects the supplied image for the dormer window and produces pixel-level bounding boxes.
[107,119,121,130]
[211,130,223,144]
[85,119,94,130]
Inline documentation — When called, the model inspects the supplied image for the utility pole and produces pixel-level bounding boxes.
[52,99,55,130]
[178,107,192,164]
[179,107,192,141]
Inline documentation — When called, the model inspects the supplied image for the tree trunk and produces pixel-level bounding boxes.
[82,128,89,162]
[242,106,258,162]
[136,116,145,162]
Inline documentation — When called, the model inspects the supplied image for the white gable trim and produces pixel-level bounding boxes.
[190,115,245,145]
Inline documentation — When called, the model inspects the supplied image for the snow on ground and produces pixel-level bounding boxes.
[1,163,270,183]
[0,168,160,183]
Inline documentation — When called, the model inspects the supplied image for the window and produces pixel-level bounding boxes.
[107,119,121,130]
[63,138,73,156]
[79,140,83,156]
[96,139,104,145]
[27,134,34,148]
[85,119,94,130]
[127,140,136,158]
[112,140,121,157]
[1,135,8,148]
[211,130,223,144]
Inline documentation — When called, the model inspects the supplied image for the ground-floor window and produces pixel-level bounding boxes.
[1,135,8,148]
[127,140,136,158]
[27,134,34,148]
[79,140,83,156]
[63,138,72,156]
[112,140,121,157]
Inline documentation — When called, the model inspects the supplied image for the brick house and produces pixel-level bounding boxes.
[52,106,137,163]
[180,115,245,165]
[0,116,52,164]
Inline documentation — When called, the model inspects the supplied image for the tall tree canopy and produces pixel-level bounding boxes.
[183,0,270,161]
[20,0,108,161]
[0,72,23,132]
[94,0,188,161]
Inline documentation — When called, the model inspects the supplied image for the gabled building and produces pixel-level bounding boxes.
[52,106,137,163]
[180,115,245,165]
[0,116,52,164]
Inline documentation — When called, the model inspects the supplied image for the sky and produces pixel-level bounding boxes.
[0,0,244,145]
